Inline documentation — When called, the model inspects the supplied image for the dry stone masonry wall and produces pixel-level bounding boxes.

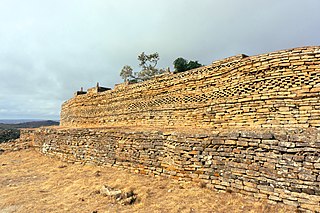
[19,46,320,212]
[61,46,320,129]
[30,127,320,212]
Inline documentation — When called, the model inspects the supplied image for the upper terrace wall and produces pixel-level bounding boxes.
[60,46,320,128]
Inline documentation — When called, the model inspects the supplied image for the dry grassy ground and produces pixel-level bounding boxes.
[0,150,296,213]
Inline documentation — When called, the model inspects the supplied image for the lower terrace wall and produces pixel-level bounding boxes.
[29,126,320,212]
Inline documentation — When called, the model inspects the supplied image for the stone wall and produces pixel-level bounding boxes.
[61,46,320,129]
[30,126,320,212]
[22,46,320,212]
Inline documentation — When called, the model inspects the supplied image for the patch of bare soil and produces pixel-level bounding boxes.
[0,150,296,213]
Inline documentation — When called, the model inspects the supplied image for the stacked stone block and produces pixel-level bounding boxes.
[18,46,320,212]
[30,127,320,212]
[61,46,320,129]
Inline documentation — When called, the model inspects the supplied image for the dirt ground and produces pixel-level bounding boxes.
[0,150,296,213]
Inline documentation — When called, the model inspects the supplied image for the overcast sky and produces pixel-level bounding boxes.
[0,0,319,120]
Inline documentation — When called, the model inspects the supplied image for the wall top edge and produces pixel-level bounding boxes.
[63,45,320,105]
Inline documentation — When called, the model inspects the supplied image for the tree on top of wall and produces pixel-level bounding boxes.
[120,65,133,83]
[119,52,166,83]
[136,52,166,81]
[173,58,203,73]
[119,53,203,83]
[173,58,188,73]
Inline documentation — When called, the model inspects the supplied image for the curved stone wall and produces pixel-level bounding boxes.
[29,126,320,212]
[60,46,320,128]
[23,46,320,211]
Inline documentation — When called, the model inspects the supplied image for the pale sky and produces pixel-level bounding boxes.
[0,0,319,120]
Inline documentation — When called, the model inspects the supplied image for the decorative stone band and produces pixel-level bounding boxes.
[28,46,320,212]
[60,46,320,129]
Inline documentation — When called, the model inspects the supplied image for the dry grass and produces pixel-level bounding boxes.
[0,150,296,213]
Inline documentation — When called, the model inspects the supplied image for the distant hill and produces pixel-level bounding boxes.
[0,119,45,124]
[0,120,59,143]
[0,120,59,129]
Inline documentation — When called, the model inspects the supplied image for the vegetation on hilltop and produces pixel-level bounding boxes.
[0,129,20,143]
[120,52,167,83]
[119,65,133,83]
[120,52,203,83]
[173,57,203,73]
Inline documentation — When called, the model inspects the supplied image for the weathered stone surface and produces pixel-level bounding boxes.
[60,46,320,130]
[17,126,320,212]
[13,46,320,212]
[100,185,122,197]
[100,185,137,205]
[298,173,317,182]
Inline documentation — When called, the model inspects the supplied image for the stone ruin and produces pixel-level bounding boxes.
[17,46,320,212]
